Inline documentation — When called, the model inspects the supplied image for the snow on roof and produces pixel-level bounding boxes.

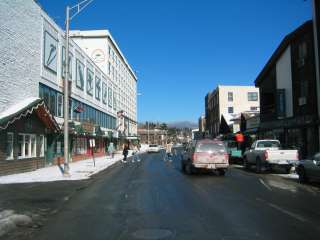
[0,97,40,120]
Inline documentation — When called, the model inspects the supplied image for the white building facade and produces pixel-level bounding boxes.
[70,30,138,137]
[0,0,137,163]
[206,85,260,136]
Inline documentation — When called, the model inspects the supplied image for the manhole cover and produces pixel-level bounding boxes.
[132,229,173,239]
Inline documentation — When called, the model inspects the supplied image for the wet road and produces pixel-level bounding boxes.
[33,150,320,240]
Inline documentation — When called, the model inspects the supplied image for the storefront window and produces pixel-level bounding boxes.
[6,132,14,160]
[18,134,23,158]
[31,135,36,157]
[24,135,30,157]
[39,135,45,157]
[73,137,88,155]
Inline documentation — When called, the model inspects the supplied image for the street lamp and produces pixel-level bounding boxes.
[64,0,93,176]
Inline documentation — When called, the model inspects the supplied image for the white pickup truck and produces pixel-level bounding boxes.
[243,140,299,173]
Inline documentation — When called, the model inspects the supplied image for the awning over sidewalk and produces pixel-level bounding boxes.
[0,97,60,132]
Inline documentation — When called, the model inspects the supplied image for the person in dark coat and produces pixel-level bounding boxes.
[122,144,129,163]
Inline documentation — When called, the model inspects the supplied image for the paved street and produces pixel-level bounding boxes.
[24,151,320,240]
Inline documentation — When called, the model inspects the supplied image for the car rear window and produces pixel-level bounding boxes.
[149,144,158,147]
[195,142,226,153]
[257,141,280,148]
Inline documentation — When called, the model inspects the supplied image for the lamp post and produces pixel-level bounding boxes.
[64,0,93,176]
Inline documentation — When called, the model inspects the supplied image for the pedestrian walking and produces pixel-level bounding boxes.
[165,143,173,161]
[132,145,140,162]
[122,143,129,163]
[108,142,115,158]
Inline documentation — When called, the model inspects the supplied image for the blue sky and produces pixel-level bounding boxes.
[37,0,312,123]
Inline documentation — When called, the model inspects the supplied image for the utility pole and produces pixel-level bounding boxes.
[147,122,149,144]
[63,0,94,176]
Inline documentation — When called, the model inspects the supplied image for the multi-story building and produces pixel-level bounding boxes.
[198,115,206,135]
[205,86,260,137]
[70,30,138,139]
[313,0,320,143]
[0,0,137,173]
[137,128,167,146]
[255,20,319,158]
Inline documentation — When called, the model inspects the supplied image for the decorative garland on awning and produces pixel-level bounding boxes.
[0,99,59,131]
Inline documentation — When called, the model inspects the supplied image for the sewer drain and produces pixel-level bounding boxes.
[132,229,173,239]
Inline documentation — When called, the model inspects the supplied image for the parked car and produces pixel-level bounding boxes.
[224,140,242,164]
[181,139,229,175]
[296,153,320,183]
[147,144,160,153]
[243,139,299,173]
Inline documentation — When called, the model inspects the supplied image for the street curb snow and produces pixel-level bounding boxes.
[0,210,33,237]
[0,152,146,185]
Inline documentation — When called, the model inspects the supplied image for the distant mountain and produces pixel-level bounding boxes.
[167,121,198,129]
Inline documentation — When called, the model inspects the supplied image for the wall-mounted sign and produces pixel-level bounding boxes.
[91,49,105,63]
[43,31,57,73]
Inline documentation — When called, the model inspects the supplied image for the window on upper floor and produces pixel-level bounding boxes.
[250,106,258,111]
[228,107,234,113]
[102,82,108,105]
[95,76,101,101]
[86,68,94,96]
[228,92,233,102]
[76,59,84,90]
[298,41,307,59]
[108,62,111,75]
[248,92,258,101]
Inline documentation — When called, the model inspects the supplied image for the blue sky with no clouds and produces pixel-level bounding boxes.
[37,0,312,123]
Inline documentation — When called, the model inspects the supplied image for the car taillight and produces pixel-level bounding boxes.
[264,151,268,160]
[192,153,196,162]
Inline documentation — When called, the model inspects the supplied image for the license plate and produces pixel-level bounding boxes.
[279,160,288,165]
[208,164,216,169]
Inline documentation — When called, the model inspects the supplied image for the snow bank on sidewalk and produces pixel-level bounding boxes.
[0,154,123,184]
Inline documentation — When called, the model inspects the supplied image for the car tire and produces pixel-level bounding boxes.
[244,157,250,170]
[256,158,262,173]
[217,169,225,176]
[181,162,186,172]
[298,167,309,183]
[284,166,291,174]
[185,163,193,175]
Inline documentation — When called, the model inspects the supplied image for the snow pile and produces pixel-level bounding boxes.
[0,154,124,184]
[0,97,39,120]
[0,210,32,237]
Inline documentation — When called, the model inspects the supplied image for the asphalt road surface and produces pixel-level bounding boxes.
[32,150,320,240]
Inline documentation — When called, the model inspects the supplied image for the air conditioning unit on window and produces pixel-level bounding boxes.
[299,97,306,106]
[297,58,305,68]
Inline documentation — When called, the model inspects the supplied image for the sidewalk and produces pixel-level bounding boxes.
[0,154,124,184]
